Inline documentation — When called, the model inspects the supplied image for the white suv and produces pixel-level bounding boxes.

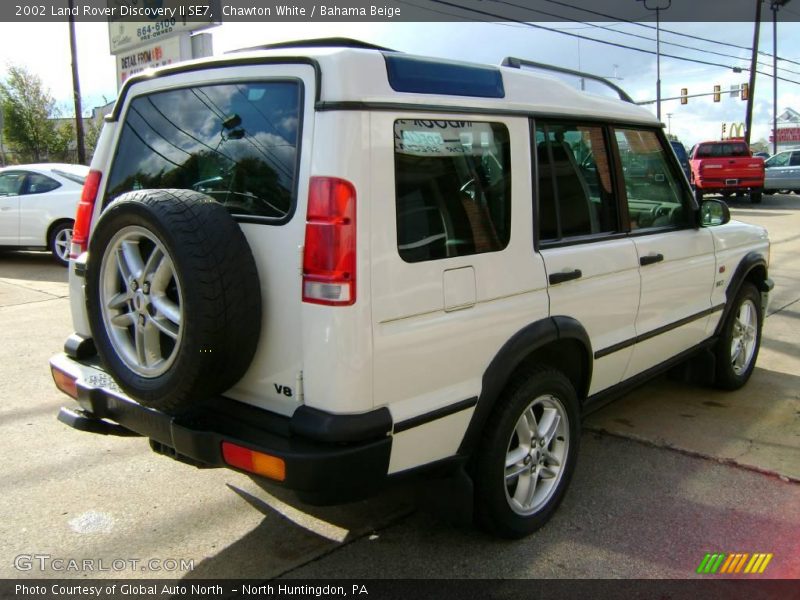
[50,40,773,538]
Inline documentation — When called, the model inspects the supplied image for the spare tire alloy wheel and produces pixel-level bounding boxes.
[85,189,262,415]
[100,225,183,378]
[475,367,580,538]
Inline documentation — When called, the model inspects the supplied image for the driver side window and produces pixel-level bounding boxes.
[613,128,691,231]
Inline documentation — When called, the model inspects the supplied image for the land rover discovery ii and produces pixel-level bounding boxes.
[50,40,773,538]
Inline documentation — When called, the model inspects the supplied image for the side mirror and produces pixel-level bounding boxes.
[699,198,730,227]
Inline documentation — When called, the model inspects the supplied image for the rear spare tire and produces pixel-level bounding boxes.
[85,189,261,414]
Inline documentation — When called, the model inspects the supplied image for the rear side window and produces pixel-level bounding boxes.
[535,122,619,241]
[25,173,61,194]
[106,81,301,220]
[394,119,511,263]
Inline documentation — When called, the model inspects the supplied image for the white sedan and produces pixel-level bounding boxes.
[0,163,89,266]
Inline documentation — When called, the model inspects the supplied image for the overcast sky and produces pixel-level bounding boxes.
[1,19,800,149]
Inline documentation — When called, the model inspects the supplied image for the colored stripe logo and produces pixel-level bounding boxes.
[696,552,773,574]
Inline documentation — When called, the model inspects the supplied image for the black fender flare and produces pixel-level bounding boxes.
[457,316,592,456]
[715,251,769,336]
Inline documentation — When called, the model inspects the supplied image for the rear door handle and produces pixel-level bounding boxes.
[549,269,582,285]
[640,253,664,266]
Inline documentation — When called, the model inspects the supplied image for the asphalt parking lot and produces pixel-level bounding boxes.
[0,194,798,581]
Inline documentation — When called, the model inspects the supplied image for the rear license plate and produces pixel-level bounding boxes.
[725,179,738,186]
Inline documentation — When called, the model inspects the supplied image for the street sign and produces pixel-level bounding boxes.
[115,33,191,88]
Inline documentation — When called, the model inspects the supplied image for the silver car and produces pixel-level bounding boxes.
[764,149,800,194]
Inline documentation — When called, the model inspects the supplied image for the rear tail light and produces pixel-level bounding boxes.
[302,176,357,306]
[221,442,286,481]
[70,169,102,258]
[50,366,78,399]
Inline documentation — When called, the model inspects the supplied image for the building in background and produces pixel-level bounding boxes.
[770,108,800,152]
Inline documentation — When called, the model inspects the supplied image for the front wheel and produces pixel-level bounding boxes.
[473,367,580,538]
[714,282,763,390]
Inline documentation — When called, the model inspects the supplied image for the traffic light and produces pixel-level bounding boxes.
[741,83,749,101]
[722,123,727,139]
[680,88,688,105]
[713,85,721,102]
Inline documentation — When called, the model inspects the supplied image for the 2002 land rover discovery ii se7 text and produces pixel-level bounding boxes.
[50,40,773,538]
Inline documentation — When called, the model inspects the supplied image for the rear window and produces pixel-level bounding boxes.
[394,119,511,263]
[105,80,301,220]
[695,143,749,158]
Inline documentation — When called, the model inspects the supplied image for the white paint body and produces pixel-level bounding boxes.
[69,47,771,476]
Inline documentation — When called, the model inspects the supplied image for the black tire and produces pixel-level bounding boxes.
[473,366,580,539]
[714,282,762,390]
[85,189,262,414]
[49,220,73,267]
[750,190,762,204]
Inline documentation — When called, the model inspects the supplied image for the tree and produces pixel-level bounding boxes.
[0,64,66,163]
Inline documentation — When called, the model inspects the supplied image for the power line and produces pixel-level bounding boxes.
[535,0,800,68]
[486,0,800,77]
[426,0,800,86]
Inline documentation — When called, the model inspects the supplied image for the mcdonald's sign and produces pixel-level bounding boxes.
[725,122,745,139]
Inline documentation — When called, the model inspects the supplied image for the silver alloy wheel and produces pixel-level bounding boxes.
[730,298,758,376]
[99,226,183,378]
[54,227,72,262]
[504,394,569,516]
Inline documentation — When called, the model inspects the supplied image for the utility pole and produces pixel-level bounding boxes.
[744,0,763,146]
[68,0,86,164]
[772,0,791,154]
[638,0,672,122]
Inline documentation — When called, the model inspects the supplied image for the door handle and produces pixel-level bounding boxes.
[640,253,664,266]
[549,269,582,285]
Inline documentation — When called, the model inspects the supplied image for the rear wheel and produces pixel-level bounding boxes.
[714,282,762,390]
[750,190,762,204]
[49,221,73,266]
[474,367,580,538]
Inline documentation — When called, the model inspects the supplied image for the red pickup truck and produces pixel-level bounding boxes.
[689,140,765,204]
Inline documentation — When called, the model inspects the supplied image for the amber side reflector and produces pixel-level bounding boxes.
[51,366,78,399]
[221,441,286,482]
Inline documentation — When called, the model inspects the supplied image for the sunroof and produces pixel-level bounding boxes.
[384,54,505,99]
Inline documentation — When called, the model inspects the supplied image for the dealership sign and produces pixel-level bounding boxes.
[107,0,216,54]
[769,127,800,143]
[116,34,190,88]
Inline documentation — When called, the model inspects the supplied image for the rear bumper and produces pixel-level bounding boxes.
[49,352,392,503]
[694,178,763,193]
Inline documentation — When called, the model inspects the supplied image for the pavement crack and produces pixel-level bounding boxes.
[0,295,69,309]
[586,426,800,485]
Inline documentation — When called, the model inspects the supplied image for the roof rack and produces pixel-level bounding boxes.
[501,57,634,104]
[231,37,398,54]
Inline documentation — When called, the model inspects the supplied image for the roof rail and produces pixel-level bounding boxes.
[231,37,398,54]
[502,57,634,104]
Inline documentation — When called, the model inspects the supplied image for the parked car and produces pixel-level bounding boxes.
[689,140,765,203]
[669,140,691,181]
[0,163,89,265]
[763,149,800,194]
[49,40,772,539]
